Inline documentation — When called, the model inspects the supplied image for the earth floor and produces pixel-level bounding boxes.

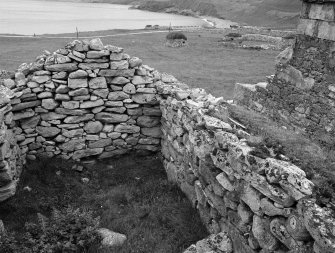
[0,153,208,253]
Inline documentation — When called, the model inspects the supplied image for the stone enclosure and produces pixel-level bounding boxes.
[1,0,335,252]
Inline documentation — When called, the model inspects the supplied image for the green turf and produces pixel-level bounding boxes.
[0,154,208,253]
[0,29,277,99]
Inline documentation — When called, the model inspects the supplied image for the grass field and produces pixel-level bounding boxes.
[0,154,207,253]
[0,29,278,99]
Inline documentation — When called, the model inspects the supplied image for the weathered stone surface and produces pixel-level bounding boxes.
[80,99,104,109]
[62,129,84,138]
[89,77,107,89]
[184,232,233,253]
[89,38,104,50]
[36,126,61,137]
[137,116,160,127]
[129,57,142,68]
[37,91,53,99]
[123,83,136,94]
[87,49,109,59]
[64,114,94,123]
[132,76,152,85]
[0,181,17,202]
[31,75,50,84]
[98,69,135,77]
[45,63,78,72]
[132,94,158,104]
[110,52,123,61]
[216,172,234,191]
[109,77,129,85]
[97,228,127,248]
[270,217,301,250]
[252,215,280,251]
[84,121,103,134]
[264,158,314,197]
[114,124,140,133]
[55,94,70,101]
[62,101,79,109]
[56,85,69,94]
[88,139,112,148]
[13,110,35,120]
[69,70,88,79]
[42,99,59,110]
[141,127,162,138]
[245,172,295,207]
[78,63,109,70]
[110,60,129,70]
[68,78,88,89]
[12,101,41,111]
[241,184,263,214]
[59,138,85,152]
[203,115,232,130]
[93,88,109,98]
[95,112,128,123]
[41,112,66,121]
[143,107,161,116]
[99,149,129,159]
[286,212,312,241]
[108,91,129,101]
[299,199,335,252]
[55,108,88,116]
[20,115,40,129]
[68,88,89,97]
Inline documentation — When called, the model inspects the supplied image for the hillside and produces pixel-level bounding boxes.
[170,0,302,28]
[44,0,301,28]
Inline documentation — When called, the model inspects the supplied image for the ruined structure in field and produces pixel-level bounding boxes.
[236,0,335,153]
[0,0,335,252]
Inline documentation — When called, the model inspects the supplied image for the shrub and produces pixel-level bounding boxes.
[0,206,101,253]
[166,32,187,41]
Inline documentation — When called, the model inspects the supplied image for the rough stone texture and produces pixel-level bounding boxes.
[97,228,127,248]
[3,12,335,252]
[2,38,161,179]
[0,84,24,202]
[235,2,335,152]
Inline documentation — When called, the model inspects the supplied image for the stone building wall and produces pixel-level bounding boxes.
[0,83,25,202]
[234,0,335,152]
[0,1,335,250]
[158,78,335,253]
[2,38,163,162]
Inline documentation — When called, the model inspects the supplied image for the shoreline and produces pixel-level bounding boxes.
[2,0,236,35]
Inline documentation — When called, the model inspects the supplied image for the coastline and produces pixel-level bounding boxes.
[33,0,238,31]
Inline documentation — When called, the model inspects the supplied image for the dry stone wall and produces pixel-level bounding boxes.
[0,84,25,202]
[1,1,335,250]
[3,38,163,162]
[158,78,335,253]
[235,0,335,152]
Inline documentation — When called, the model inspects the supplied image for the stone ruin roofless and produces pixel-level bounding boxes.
[1,0,335,252]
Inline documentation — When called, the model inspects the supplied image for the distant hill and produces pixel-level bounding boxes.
[170,0,302,28]
[43,0,302,28]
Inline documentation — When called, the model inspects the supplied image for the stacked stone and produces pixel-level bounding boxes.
[6,38,162,161]
[157,75,335,252]
[0,84,24,202]
[234,0,335,151]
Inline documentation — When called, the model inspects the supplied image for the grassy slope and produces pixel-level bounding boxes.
[0,30,277,99]
[0,154,208,253]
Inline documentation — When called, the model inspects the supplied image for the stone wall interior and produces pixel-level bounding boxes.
[1,0,335,252]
